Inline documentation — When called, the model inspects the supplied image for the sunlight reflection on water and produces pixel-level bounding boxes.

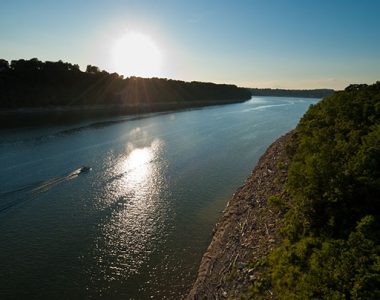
[0,97,318,299]
[90,139,171,293]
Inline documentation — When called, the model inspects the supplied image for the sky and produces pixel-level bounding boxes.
[1,0,379,89]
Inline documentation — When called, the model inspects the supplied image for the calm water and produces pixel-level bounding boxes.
[0,97,318,299]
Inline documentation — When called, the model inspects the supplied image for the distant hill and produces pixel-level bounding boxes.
[0,58,251,109]
[250,88,334,98]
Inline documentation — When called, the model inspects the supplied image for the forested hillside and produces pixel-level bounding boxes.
[250,88,334,98]
[0,58,251,108]
[248,82,380,299]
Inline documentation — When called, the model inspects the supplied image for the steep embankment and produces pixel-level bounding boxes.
[189,82,380,299]
[188,131,293,299]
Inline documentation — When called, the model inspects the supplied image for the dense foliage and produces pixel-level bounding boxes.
[0,58,251,108]
[251,83,380,299]
[250,88,334,98]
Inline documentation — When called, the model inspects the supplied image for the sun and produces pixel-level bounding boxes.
[111,32,163,78]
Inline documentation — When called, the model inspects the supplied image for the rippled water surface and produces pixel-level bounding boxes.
[0,97,318,299]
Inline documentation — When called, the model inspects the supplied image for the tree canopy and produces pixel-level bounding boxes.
[248,82,380,299]
[0,58,251,108]
[250,88,334,98]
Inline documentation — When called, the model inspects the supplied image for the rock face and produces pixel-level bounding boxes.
[188,131,293,299]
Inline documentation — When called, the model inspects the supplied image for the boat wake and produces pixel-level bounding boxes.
[0,166,90,213]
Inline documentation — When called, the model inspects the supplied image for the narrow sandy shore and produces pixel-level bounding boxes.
[188,131,293,299]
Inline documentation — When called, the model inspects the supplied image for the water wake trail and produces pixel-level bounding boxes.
[240,103,293,113]
[0,167,85,213]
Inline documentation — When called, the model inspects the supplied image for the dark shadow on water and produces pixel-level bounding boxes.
[0,111,174,145]
[52,112,171,136]
[0,100,247,145]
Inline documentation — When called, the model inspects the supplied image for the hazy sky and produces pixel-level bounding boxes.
[1,0,379,89]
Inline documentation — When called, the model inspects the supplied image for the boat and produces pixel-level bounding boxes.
[79,166,92,173]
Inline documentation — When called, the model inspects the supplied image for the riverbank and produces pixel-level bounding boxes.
[250,88,334,98]
[0,99,246,128]
[188,131,293,299]
[0,59,251,129]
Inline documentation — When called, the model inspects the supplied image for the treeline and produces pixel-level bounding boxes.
[248,82,380,298]
[250,88,334,98]
[0,58,251,108]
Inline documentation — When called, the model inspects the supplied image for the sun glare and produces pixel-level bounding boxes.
[112,32,163,78]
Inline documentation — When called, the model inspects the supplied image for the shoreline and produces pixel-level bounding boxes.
[187,131,293,299]
[0,99,247,129]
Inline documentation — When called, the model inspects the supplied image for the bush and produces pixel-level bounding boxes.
[268,195,287,211]
[269,216,380,299]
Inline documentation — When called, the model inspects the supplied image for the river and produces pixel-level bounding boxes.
[0,97,318,299]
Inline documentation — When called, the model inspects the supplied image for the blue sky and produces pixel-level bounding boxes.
[1,0,379,89]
